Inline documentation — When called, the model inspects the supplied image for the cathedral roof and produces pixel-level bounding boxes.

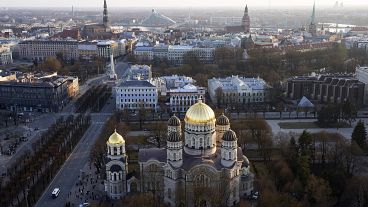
[184,99,216,124]
[216,113,230,126]
[167,132,181,142]
[168,115,181,126]
[107,130,125,145]
[222,130,237,141]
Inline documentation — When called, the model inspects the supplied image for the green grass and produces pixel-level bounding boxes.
[278,122,320,129]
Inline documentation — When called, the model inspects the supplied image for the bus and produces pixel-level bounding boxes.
[51,188,60,198]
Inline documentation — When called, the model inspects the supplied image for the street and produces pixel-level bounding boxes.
[34,58,130,207]
[34,120,106,207]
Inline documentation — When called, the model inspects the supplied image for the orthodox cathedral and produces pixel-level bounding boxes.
[104,100,254,206]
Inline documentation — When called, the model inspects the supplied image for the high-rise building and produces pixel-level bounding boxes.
[309,2,317,37]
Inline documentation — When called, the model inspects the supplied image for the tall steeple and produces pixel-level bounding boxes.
[309,1,317,37]
[242,3,250,33]
[311,1,316,25]
[103,0,109,27]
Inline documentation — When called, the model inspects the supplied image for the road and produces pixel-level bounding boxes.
[34,115,108,207]
[34,59,129,207]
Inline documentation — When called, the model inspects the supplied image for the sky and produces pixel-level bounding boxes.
[1,0,367,8]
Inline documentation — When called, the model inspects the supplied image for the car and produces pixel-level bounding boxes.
[251,191,260,200]
[51,188,60,198]
[79,203,90,207]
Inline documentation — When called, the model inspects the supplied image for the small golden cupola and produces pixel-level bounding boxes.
[107,129,125,145]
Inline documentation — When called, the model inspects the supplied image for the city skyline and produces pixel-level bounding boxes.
[1,0,367,8]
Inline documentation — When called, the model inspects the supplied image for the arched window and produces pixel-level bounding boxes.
[229,151,232,159]
[114,173,117,181]
[114,147,117,155]
[199,138,203,147]
[173,153,177,160]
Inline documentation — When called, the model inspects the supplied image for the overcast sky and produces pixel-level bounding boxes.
[1,0,367,8]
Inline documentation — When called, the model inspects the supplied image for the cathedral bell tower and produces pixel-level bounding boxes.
[105,130,128,199]
[221,129,238,167]
[215,113,230,146]
[167,132,183,168]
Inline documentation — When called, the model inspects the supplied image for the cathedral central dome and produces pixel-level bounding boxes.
[185,99,216,124]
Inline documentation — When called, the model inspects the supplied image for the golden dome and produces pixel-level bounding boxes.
[107,130,125,145]
[185,99,216,124]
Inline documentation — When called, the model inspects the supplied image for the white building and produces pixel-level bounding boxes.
[97,41,119,59]
[133,47,153,61]
[116,80,158,111]
[77,42,98,60]
[169,84,206,113]
[0,47,13,65]
[152,75,196,96]
[134,45,215,65]
[18,40,78,61]
[127,65,152,81]
[356,66,368,104]
[208,76,270,106]
[167,45,215,65]
[118,39,127,56]
[153,44,169,60]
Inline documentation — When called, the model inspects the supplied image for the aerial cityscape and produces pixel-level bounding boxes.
[0,0,368,207]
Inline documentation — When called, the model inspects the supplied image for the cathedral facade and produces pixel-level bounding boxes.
[105,100,254,206]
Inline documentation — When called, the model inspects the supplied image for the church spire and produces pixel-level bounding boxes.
[311,1,316,25]
[309,1,317,37]
[245,4,248,14]
[103,0,109,27]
